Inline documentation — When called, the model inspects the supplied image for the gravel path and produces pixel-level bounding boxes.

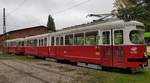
[0,59,86,83]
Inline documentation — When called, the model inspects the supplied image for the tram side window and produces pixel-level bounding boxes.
[30,40,32,46]
[33,40,37,46]
[38,40,40,46]
[44,38,47,46]
[19,41,23,47]
[130,30,144,44]
[41,39,44,46]
[17,42,19,47]
[10,42,12,47]
[30,40,33,46]
[21,41,24,47]
[51,37,55,46]
[11,42,13,47]
[85,31,98,45]
[65,35,73,45]
[39,40,41,46]
[114,30,123,45]
[18,42,20,47]
[27,40,30,46]
[14,42,17,47]
[56,37,60,45]
[39,39,42,46]
[102,31,110,44]
[74,33,84,45]
[29,40,32,46]
[60,37,64,45]
[145,38,150,46]
[12,42,14,47]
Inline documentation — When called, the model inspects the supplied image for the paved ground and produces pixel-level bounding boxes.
[0,58,90,83]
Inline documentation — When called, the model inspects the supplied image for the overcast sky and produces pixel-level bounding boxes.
[0,0,114,34]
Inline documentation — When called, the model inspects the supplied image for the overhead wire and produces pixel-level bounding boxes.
[6,0,27,17]
[53,0,92,15]
[0,0,92,33]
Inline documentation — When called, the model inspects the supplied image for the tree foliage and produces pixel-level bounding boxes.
[47,15,56,32]
[115,0,150,31]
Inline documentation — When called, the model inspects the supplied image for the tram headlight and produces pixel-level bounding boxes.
[144,52,147,57]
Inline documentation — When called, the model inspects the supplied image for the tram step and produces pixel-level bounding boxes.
[77,62,102,70]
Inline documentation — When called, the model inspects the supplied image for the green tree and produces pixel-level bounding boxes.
[47,15,56,32]
[115,0,150,31]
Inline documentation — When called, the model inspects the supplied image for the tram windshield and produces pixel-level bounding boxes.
[130,30,145,44]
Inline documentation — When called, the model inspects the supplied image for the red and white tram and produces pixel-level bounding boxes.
[4,20,148,71]
[5,38,25,54]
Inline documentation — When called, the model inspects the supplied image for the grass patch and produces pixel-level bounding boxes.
[79,59,150,83]
[81,69,150,83]
[0,52,44,62]
[147,52,150,58]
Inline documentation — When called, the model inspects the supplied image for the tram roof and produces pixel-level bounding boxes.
[6,38,25,42]
[25,33,49,40]
[50,20,144,35]
[7,20,144,40]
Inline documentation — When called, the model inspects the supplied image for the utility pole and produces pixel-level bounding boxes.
[2,8,6,54]
[3,8,6,34]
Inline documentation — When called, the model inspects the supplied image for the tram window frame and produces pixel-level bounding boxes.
[114,30,124,45]
[85,31,99,46]
[102,31,110,44]
[65,35,74,45]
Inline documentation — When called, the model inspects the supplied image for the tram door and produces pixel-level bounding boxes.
[112,30,124,67]
[102,30,124,67]
[102,30,113,66]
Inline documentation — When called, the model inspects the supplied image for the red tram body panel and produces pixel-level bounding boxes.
[24,47,38,56]
[9,47,17,54]
[16,47,25,54]
[38,46,49,58]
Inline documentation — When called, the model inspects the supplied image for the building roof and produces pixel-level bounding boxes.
[0,25,47,36]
